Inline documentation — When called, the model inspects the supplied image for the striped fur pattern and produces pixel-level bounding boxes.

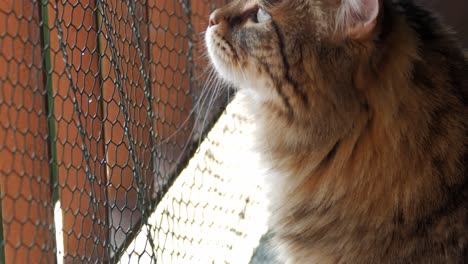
[205,0,468,263]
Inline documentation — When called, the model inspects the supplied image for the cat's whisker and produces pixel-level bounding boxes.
[236,61,248,82]
[194,73,224,145]
[193,30,207,36]
[194,67,214,81]
[197,77,225,145]
[195,69,219,116]
[193,52,211,64]
[152,68,220,148]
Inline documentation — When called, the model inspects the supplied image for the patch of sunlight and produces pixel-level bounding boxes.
[55,202,63,264]
[119,94,270,263]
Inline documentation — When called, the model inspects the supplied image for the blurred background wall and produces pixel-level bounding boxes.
[416,0,467,47]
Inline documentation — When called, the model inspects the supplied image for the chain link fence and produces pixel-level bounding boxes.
[0,1,271,263]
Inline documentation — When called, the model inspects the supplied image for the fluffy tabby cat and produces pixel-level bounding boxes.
[205,0,467,263]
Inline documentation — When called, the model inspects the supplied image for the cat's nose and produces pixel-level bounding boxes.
[208,10,221,27]
[208,16,218,27]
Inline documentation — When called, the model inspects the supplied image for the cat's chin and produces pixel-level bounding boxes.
[209,59,244,89]
[208,55,237,85]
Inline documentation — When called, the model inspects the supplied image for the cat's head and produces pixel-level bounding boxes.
[205,0,381,118]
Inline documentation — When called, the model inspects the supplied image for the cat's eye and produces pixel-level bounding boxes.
[256,8,272,23]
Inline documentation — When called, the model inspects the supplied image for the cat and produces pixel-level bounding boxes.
[205,0,468,263]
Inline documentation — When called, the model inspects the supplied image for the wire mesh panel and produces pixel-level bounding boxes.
[0,0,232,263]
[0,1,56,263]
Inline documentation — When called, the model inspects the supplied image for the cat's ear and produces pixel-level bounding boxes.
[336,0,380,39]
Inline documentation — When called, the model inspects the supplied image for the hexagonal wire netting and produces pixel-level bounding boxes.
[0,0,264,263]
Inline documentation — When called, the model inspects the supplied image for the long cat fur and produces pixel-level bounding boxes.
[205,0,468,263]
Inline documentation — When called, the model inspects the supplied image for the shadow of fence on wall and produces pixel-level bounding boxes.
[0,0,228,262]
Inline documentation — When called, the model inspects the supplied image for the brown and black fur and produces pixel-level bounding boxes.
[205,0,468,263]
